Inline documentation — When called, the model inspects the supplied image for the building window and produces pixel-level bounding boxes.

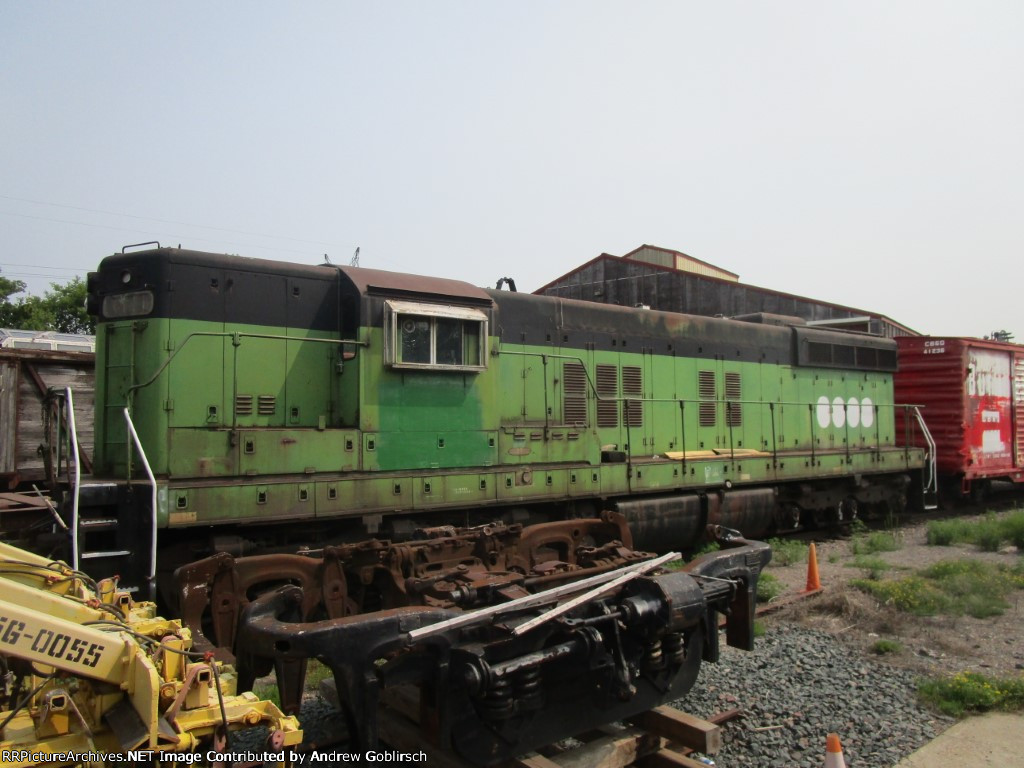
[385,300,487,371]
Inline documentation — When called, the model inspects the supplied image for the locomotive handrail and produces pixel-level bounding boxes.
[66,386,82,570]
[123,407,158,601]
[124,330,367,400]
[908,404,939,508]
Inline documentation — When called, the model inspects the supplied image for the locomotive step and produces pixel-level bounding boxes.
[80,549,132,559]
[78,517,119,529]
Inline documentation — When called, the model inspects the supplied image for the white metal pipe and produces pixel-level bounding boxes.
[66,387,81,570]
[913,406,939,509]
[407,551,681,642]
[123,408,158,595]
[511,551,680,636]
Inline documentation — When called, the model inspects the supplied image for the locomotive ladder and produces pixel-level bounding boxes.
[66,391,157,599]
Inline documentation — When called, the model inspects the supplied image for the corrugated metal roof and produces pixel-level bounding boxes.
[534,248,918,337]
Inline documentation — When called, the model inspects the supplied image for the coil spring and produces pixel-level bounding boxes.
[662,633,686,667]
[481,676,515,721]
[644,639,666,671]
[514,667,544,711]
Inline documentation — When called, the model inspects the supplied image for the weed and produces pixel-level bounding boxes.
[975,515,1005,552]
[305,659,334,690]
[926,518,973,546]
[918,671,1024,717]
[854,558,1024,618]
[766,538,806,567]
[253,680,281,709]
[756,572,784,603]
[852,575,950,615]
[753,620,766,638]
[851,530,902,555]
[870,638,902,655]
[845,555,892,579]
[927,510,1024,551]
[252,660,334,707]
[1001,509,1024,549]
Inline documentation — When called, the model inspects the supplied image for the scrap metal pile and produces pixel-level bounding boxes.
[175,514,771,765]
[0,541,301,766]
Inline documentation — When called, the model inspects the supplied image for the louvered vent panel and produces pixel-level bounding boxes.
[622,365,643,427]
[699,402,717,427]
[563,362,588,426]
[725,372,742,427]
[235,394,253,416]
[258,395,277,415]
[698,370,716,399]
[698,370,716,427]
[596,364,618,428]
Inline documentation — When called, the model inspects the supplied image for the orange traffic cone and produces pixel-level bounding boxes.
[804,542,821,592]
[824,732,846,767]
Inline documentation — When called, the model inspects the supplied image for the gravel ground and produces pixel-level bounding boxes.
[677,625,953,768]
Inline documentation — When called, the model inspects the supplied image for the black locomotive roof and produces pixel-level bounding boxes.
[486,289,897,371]
[338,266,491,305]
[98,248,492,304]
[98,247,333,280]
[90,248,895,371]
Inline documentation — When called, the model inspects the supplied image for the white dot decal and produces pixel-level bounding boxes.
[816,396,831,429]
[832,397,846,428]
[847,397,860,428]
[861,397,874,428]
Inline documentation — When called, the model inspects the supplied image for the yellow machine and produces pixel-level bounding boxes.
[0,542,301,766]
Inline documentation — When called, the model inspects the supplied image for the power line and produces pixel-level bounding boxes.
[0,210,329,259]
[2,271,81,281]
[0,193,344,248]
[0,262,81,271]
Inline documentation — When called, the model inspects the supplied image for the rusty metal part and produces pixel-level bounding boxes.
[174,518,770,766]
[173,514,641,656]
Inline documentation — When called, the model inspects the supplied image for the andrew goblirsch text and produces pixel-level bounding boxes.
[1,749,428,764]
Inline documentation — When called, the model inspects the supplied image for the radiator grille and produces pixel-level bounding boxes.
[698,370,716,427]
[563,362,587,426]
[622,365,643,427]
[725,371,742,427]
[596,364,618,428]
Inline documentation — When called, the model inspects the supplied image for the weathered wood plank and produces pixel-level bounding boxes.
[629,706,721,754]
[546,725,662,768]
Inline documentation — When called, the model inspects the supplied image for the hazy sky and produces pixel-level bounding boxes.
[2,3,1021,339]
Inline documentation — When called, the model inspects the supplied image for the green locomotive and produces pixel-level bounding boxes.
[80,246,926,595]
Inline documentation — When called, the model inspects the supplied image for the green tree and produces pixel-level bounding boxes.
[0,270,28,327]
[42,278,92,334]
[0,272,94,334]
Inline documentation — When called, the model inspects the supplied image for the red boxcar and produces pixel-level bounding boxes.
[895,336,1024,498]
